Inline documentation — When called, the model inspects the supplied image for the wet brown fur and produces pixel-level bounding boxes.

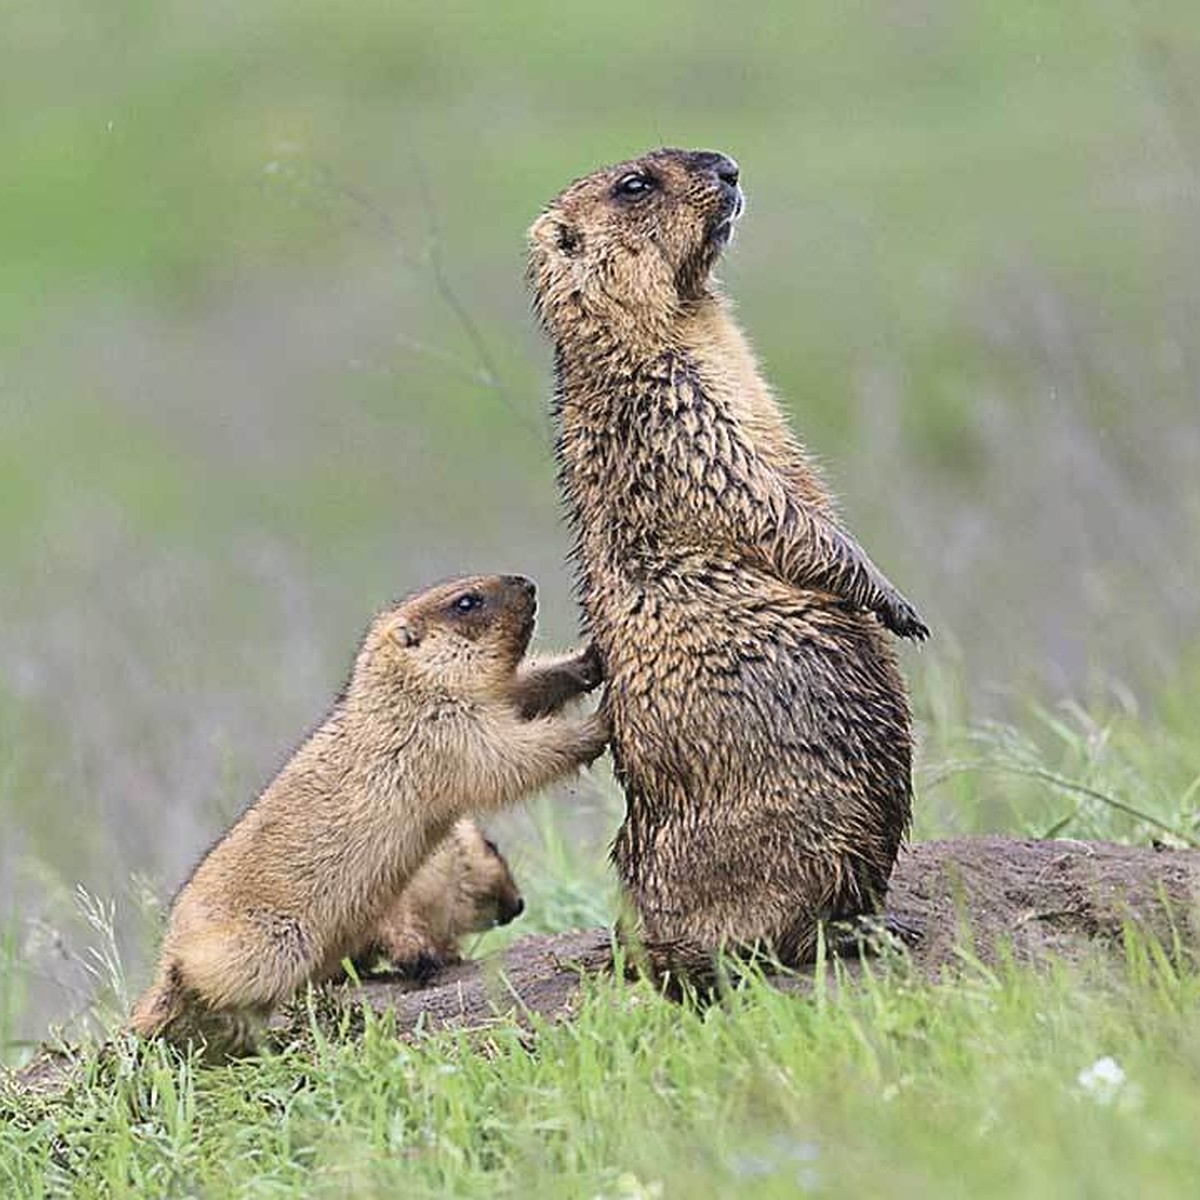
[352,818,525,978]
[528,148,925,977]
[129,575,606,1054]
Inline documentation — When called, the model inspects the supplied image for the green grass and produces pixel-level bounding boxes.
[4,934,1198,1198]
[5,670,1200,1197]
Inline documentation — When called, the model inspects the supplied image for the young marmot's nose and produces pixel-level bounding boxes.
[688,150,740,188]
[501,575,537,598]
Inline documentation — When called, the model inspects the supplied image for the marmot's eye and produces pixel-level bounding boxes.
[453,592,484,614]
[613,172,655,200]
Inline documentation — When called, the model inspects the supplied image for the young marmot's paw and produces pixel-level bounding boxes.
[570,642,605,691]
[878,591,929,641]
[387,951,455,983]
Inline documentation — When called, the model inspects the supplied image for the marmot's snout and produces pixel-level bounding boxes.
[687,150,744,243]
[686,150,740,189]
[498,574,538,644]
[500,574,537,601]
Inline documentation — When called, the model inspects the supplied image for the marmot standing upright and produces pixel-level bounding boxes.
[528,148,926,977]
[130,574,607,1052]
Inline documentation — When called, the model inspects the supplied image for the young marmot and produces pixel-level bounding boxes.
[528,149,926,980]
[129,574,606,1053]
[351,818,524,980]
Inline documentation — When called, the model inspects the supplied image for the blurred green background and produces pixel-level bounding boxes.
[2,1,1199,1048]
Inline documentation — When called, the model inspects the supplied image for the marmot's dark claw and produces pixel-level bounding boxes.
[881,594,930,641]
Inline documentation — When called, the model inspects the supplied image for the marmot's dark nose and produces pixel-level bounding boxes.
[688,150,740,188]
[501,575,536,598]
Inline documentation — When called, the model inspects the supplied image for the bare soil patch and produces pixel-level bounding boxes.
[347,836,1200,1032]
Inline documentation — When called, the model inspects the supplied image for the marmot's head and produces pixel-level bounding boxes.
[452,820,525,931]
[358,574,537,698]
[528,147,744,344]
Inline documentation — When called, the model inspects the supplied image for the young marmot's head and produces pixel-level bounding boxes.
[360,819,525,979]
[355,574,538,699]
[528,148,744,343]
[451,820,525,932]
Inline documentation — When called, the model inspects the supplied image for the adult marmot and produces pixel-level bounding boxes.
[129,574,607,1053]
[528,148,926,978]
[351,818,525,980]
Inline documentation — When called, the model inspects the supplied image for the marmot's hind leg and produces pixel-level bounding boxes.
[128,960,264,1060]
[626,940,721,1002]
[618,928,780,1002]
[129,961,188,1039]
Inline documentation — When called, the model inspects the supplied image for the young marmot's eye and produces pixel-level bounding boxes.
[452,592,484,614]
[613,172,655,201]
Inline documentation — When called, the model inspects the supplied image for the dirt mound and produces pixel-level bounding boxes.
[8,837,1198,1096]
[346,836,1200,1032]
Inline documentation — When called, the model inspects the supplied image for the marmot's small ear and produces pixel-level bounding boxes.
[390,620,421,650]
[556,223,582,257]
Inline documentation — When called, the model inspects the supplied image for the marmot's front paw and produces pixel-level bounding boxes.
[570,642,605,691]
[391,951,451,983]
[879,592,929,641]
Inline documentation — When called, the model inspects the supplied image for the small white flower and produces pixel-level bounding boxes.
[1076,1056,1127,1106]
[594,1175,663,1200]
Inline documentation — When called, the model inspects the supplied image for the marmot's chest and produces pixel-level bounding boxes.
[566,455,744,578]
[561,372,744,532]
